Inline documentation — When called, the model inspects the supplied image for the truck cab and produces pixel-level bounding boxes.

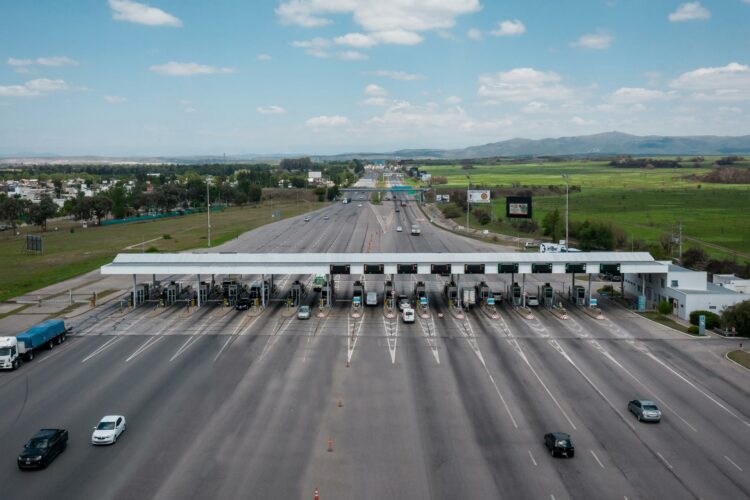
[410,225,421,235]
[0,337,20,370]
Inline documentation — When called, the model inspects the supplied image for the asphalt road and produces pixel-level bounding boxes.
[0,195,748,500]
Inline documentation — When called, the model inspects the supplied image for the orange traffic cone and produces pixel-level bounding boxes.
[314,487,320,500]
[327,437,334,452]
[338,398,343,408]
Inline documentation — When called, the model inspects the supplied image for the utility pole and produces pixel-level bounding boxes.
[466,176,471,231]
[562,174,569,249]
[678,221,683,261]
[206,177,211,247]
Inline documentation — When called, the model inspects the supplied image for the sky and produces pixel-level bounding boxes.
[1,0,749,156]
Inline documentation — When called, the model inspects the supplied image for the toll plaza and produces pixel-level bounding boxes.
[102,252,664,311]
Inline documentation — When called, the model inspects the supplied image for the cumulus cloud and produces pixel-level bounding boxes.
[467,28,482,40]
[338,50,368,60]
[610,87,668,103]
[368,100,467,129]
[366,70,423,81]
[257,105,286,114]
[0,78,69,97]
[256,54,272,61]
[571,116,597,126]
[8,56,79,67]
[306,115,350,128]
[109,0,182,27]
[668,2,710,22]
[149,62,236,76]
[478,68,573,102]
[365,84,388,96]
[491,20,526,37]
[669,62,750,101]
[445,95,462,104]
[571,31,613,49]
[104,95,127,104]
[360,97,392,106]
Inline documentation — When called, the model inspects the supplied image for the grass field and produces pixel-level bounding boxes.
[420,162,750,259]
[0,200,325,301]
[727,350,750,370]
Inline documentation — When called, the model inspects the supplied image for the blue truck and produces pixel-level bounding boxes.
[0,320,69,369]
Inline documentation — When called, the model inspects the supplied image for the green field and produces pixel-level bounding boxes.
[0,200,325,301]
[421,162,750,259]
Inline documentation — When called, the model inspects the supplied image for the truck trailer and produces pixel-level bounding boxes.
[0,319,69,369]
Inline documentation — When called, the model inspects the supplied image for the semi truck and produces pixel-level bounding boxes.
[0,319,69,370]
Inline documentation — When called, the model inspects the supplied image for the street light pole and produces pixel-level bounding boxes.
[562,174,569,249]
[466,176,471,231]
[206,177,211,248]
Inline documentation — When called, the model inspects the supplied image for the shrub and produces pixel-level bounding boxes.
[657,300,673,316]
[687,326,699,334]
[689,310,720,329]
[145,246,159,253]
[162,234,172,240]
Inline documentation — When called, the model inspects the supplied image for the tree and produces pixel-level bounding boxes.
[721,300,750,336]
[689,310,720,329]
[28,194,58,231]
[326,184,340,201]
[107,184,129,219]
[248,185,262,203]
[0,195,22,232]
[577,222,614,251]
[681,247,709,270]
[542,209,561,242]
[657,300,673,316]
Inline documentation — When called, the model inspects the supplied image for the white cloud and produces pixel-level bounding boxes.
[184,107,197,113]
[338,50,368,60]
[306,115,350,128]
[149,61,236,76]
[367,70,423,81]
[7,58,33,67]
[334,32,377,48]
[718,106,741,114]
[668,2,710,22]
[36,56,79,66]
[610,87,668,103]
[460,117,513,132]
[7,56,79,73]
[109,0,182,27]
[257,105,286,114]
[467,28,482,40]
[491,20,526,37]
[445,95,462,104]
[365,84,388,96]
[360,97,392,106]
[521,101,550,113]
[368,100,467,129]
[571,116,597,125]
[256,54,272,61]
[478,68,573,102]
[670,62,750,101]
[104,95,127,104]
[0,78,69,97]
[371,29,423,45]
[571,31,613,49]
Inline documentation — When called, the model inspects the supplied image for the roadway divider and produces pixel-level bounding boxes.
[417,301,430,320]
[317,298,330,318]
[248,299,263,317]
[481,303,500,320]
[384,300,396,319]
[280,300,297,318]
[515,306,534,320]
[448,300,465,320]
[583,306,604,320]
[550,305,569,320]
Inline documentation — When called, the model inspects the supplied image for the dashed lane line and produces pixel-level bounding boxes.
[590,450,605,469]
[81,337,124,363]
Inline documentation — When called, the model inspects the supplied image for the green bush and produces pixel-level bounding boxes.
[162,234,172,240]
[689,310,720,329]
[687,326,699,334]
[145,246,159,253]
[657,300,673,316]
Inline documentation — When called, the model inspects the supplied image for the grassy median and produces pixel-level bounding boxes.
[0,200,325,301]
[727,350,750,370]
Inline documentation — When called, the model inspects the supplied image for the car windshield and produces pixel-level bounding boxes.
[97,422,116,430]
[28,438,48,448]
[299,306,309,312]
[0,347,11,356]
[643,405,659,411]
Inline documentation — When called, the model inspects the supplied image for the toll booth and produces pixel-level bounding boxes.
[540,283,555,308]
[162,282,181,306]
[289,280,305,306]
[198,282,210,306]
[131,283,149,307]
[384,280,394,308]
[321,279,334,307]
[573,285,587,306]
[249,281,270,305]
[444,280,459,305]
[352,280,364,302]
[475,281,492,304]
[511,282,522,306]
[414,281,426,300]
[223,280,239,306]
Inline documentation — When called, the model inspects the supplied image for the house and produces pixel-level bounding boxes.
[712,274,750,295]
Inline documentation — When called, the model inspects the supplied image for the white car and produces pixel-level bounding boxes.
[402,307,415,323]
[396,226,403,232]
[526,295,540,307]
[91,415,126,445]
[358,203,363,207]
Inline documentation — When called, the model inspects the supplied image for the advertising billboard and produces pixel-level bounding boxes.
[468,190,491,203]
[505,196,532,219]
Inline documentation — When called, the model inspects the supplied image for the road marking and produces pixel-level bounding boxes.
[590,450,605,469]
[416,313,440,364]
[645,351,750,429]
[382,315,398,364]
[656,452,673,469]
[724,455,743,471]
[125,336,163,362]
[169,312,215,362]
[528,450,537,466]
[346,314,365,364]
[81,337,123,363]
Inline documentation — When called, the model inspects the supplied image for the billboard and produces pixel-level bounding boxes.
[435,194,442,202]
[442,194,450,203]
[506,196,532,219]
[468,190,491,203]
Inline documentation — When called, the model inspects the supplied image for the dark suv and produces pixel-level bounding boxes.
[544,432,575,458]
[18,429,68,469]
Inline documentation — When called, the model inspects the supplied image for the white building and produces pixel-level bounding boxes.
[624,263,747,320]
[712,274,750,295]
[307,171,323,184]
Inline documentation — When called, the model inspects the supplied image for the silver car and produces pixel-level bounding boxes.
[628,399,662,422]
[297,305,311,320]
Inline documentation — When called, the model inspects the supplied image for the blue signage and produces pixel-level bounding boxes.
[637,295,646,311]
[698,315,706,335]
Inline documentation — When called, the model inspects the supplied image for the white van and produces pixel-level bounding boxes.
[402,307,415,323]
[366,291,377,306]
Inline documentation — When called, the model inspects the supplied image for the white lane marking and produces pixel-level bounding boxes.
[259,316,295,361]
[550,495,556,500]
[724,455,743,471]
[656,452,673,469]
[382,315,398,364]
[590,450,605,469]
[416,313,440,364]
[125,336,163,362]
[169,312,215,362]
[38,341,76,362]
[346,314,365,364]
[494,314,577,430]
[645,351,750,429]
[451,315,519,429]
[528,450,537,466]
[81,337,123,363]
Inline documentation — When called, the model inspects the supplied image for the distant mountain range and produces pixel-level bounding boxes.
[2,132,749,164]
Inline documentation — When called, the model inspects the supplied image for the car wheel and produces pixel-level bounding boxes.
[26,352,34,361]
[48,340,54,349]
[569,451,575,458]
[550,449,555,457]
[61,334,66,342]
[637,414,641,422]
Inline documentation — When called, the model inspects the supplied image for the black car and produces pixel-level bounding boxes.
[544,432,574,458]
[235,295,252,311]
[18,429,68,469]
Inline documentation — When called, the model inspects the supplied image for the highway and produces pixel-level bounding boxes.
[0,195,748,500]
